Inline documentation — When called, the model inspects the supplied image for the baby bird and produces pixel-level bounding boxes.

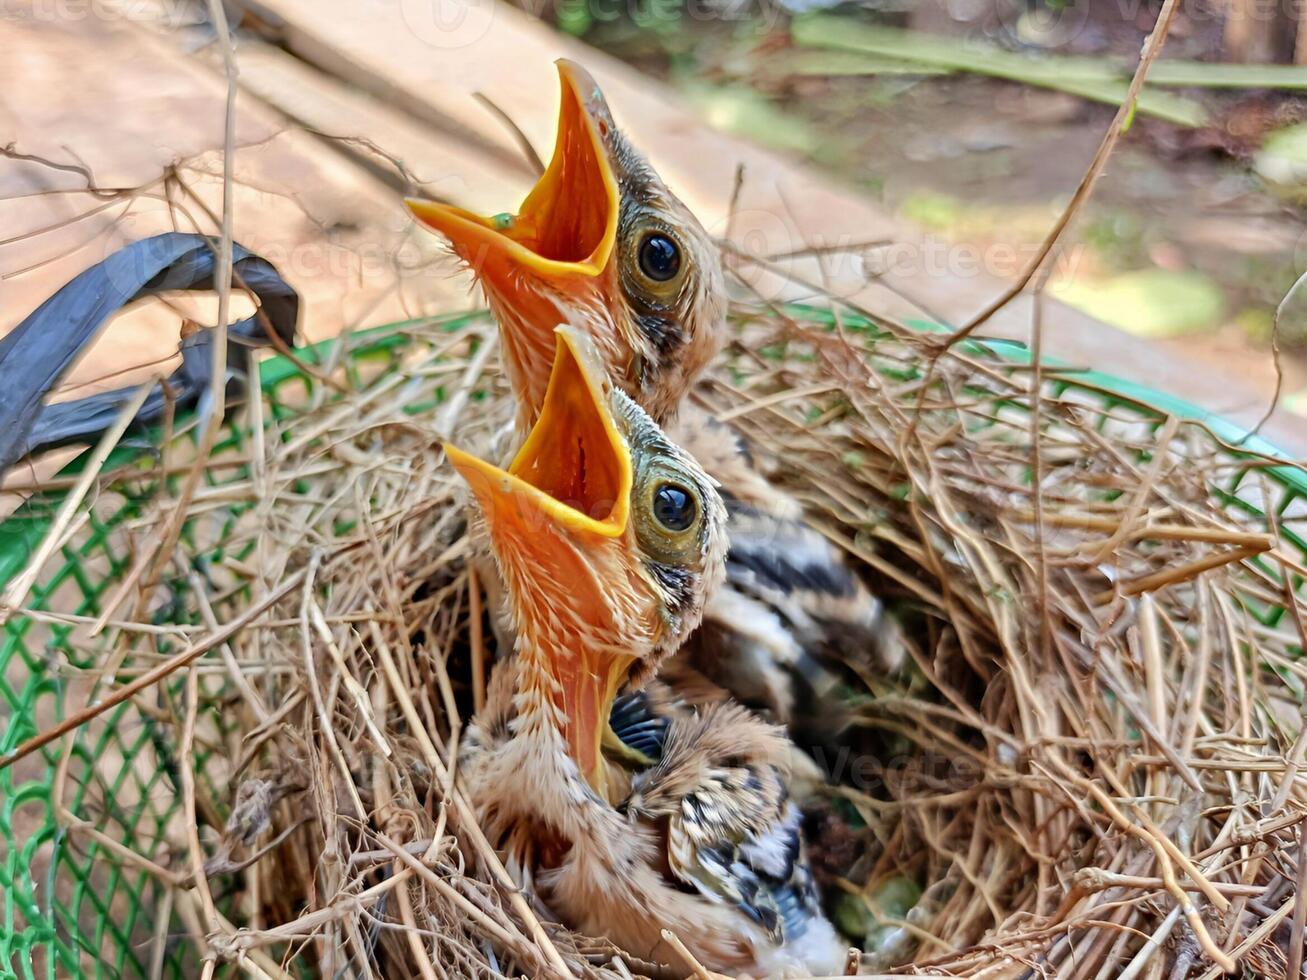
[446,327,844,976]
[410,61,888,729]
[408,59,725,432]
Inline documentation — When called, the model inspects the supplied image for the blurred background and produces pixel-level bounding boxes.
[5,0,1307,462]
[515,0,1307,441]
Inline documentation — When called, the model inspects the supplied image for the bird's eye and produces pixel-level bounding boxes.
[638,233,680,283]
[652,482,696,532]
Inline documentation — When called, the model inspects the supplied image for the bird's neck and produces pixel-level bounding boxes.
[497,295,631,434]
[515,628,635,803]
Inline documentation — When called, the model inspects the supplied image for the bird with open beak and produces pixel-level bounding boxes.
[408,59,725,432]
[447,327,845,976]
[410,61,892,734]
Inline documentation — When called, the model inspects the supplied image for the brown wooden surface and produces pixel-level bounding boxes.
[2,1,1303,455]
[0,9,468,376]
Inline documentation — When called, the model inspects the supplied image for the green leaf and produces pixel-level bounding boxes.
[776,47,952,78]
[869,876,924,919]
[555,0,592,36]
[679,82,819,155]
[1255,122,1307,190]
[791,17,1209,127]
[831,893,874,939]
[1050,268,1226,339]
[1121,98,1138,133]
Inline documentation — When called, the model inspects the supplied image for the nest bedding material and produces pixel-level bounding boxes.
[5,303,1307,978]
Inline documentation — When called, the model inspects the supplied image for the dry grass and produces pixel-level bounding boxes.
[6,291,1307,978]
[4,8,1304,971]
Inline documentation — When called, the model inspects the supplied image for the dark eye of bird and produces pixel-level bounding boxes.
[652,482,696,532]
[638,233,680,283]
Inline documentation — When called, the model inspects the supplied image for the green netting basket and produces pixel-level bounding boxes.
[0,310,479,979]
[2,303,1305,979]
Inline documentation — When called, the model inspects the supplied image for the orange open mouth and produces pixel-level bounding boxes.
[445,326,631,539]
[405,60,619,283]
[446,327,635,797]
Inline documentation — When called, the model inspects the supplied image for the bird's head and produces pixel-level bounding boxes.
[408,60,726,429]
[446,326,727,798]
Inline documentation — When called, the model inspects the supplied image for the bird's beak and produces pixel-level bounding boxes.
[406,60,620,360]
[446,327,636,796]
[446,326,632,540]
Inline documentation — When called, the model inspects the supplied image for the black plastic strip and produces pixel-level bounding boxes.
[0,233,299,477]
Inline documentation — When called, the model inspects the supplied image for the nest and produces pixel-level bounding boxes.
[13,299,1307,979]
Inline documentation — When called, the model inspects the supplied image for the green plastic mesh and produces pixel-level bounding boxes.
[0,317,437,979]
[0,311,1304,978]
